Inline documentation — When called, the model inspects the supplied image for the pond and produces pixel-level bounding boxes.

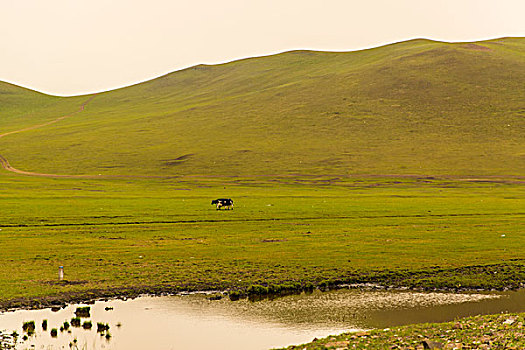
[0,288,523,350]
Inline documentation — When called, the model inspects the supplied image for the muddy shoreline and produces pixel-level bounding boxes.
[1,262,523,313]
[280,312,525,350]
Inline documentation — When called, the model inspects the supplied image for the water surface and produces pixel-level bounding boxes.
[0,288,523,350]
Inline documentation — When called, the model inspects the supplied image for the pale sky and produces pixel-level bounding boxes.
[1,0,524,96]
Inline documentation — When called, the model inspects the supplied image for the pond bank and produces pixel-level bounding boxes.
[1,262,523,313]
[279,312,525,350]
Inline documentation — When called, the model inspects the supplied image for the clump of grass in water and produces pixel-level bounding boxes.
[22,321,35,335]
[70,317,81,327]
[41,319,48,331]
[9,330,19,344]
[96,323,110,333]
[82,321,92,330]
[63,321,70,330]
[69,338,78,348]
[74,306,90,318]
[50,328,58,337]
[242,282,309,301]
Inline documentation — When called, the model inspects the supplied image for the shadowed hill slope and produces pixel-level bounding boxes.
[0,38,524,177]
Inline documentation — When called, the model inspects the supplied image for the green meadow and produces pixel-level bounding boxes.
[0,174,523,305]
[0,38,523,306]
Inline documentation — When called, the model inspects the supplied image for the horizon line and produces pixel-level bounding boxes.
[1,35,521,98]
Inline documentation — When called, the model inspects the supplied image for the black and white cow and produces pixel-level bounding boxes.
[211,198,234,210]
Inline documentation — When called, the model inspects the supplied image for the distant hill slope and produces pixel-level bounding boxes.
[0,38,524,177]
[0,81,86,133]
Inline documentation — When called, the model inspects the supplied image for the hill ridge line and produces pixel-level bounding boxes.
[1,36,522,97]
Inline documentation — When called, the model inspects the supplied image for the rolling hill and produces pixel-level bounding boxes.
[0,37,524,178]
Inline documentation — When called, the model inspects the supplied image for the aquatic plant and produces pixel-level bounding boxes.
[96,323,110,333]
[63,321,70,330]
[50,328,58,337]
[82,321,92,330]
[41,319,48,331]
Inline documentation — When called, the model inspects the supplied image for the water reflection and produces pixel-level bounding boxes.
[0,288,523,350]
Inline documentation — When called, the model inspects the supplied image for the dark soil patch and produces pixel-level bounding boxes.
[162,154,194,166]
[41,280,88,286]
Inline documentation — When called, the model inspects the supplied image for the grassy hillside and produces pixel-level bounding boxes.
[0,38,523,177]
[0,82,85,133]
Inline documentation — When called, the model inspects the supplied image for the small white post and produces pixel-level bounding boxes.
[58,266,64,281]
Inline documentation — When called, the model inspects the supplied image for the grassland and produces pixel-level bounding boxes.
[0,38,523,308]
[0,173,523,308]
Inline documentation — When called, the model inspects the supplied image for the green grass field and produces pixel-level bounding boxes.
[0,38,523,307]
[0,174,523,306]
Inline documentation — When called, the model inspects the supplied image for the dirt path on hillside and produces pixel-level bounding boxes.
[0,96,106,178]
[0,95,96,140]
[0,94,193,179]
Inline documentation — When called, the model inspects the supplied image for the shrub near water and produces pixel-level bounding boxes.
[242,282,316,301]
[247,285,269,295]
